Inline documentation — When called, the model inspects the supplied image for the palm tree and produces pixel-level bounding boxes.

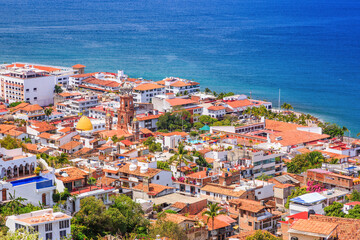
[87,177,96,191]
[281,102,293,111]
[44,108,53,121]
[169,142,193,175]
[202,203,225,233]
[6,191,27,214]
[204,88,211,94]
[357,132,360,138]
[57,153,68,165]
[54,85,63,94]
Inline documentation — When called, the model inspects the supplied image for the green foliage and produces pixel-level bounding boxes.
[0,135,25,150]
[0,192,41,216]
[246,230,281,240]
[156,111,192,132]
[256,173,273,181]
[281,102,293,110]
[286,151,325,174]
[34,166,41,175]
[199,115,217,125]
[169,142,193,171]
[72,195,149,239]
[54,85,63,94]
[318,122,346,138]
[148,215,188,240]
[346,205,360,219]
[285,187,309,209]
[143,137,162,152]
[348,190,360,201]
[202,202,225,229]
[8,102,23,108]
[194,151,211,168]
[164,209,178,214]
[44,108,53,120]
[157,161,170,171]
[0,228,40,240]
[190,131,198,137]
[324,202,345,217]
[193,122,204,129]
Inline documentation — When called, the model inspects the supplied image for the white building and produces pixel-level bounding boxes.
[203,105,226,119]
[289,192,326,215]
[157,77,200,95]
[133,83,165,103]
[56,93,99,116]
[6,209,71,240]
[0,64,57,106]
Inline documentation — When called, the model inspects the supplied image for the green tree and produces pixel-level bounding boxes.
[0,228,40,240]
[204,87,211,94]
[149,214,188,240]
[202,203,225,231]
[324,202,345,217]
[346,205,360,219]
[111,135,119,143]
[281,102,293,111]
[285,187,308,209]
[318,122,345,138]
[54,85,63,94]
[246,230,281,240]
[169,142,193,175]
[0,135,26,150]
[348,190,360,201]
[286,151,324,174]
[87,177,96,191]
[57,153,68,165]
[44,107,53,121]
[8,101,23,108]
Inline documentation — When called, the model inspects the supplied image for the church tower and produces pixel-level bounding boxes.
[105,109,113,130]
[117,84,135,130]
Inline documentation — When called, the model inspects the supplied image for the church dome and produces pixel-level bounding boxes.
[76,116,93,131]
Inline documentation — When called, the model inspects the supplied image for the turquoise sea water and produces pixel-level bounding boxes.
[0,0,359,135]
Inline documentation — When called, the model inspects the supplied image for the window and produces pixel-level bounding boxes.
[60,230,67,239]
[15,223,25,230]
[156,176,160,180]
[45,223,52,232]
[59,220,70,229]
[26,89,29,92]
[33,88,37,91]
[34,97,37,100]
[248,222,252,226]
[45,232,52,240]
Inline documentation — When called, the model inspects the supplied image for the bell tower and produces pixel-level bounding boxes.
[105,109,113,130]
[117,84,135,130]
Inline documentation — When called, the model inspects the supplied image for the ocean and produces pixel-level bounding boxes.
[0,0,359,136]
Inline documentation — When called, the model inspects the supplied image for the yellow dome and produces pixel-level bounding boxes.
[133,117,138,122]
[76,116,93,131]
[106,113,111,117]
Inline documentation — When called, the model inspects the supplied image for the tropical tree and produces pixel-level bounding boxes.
[246,230,281,240]
[57,153,69,165]
[204,87,211,94]
[87,177,96,191]
[0,135,26,150]
[44,107,53,121]
[54,85,63,94]
[324,202,345,217]
[0,228,40,240]
[169,142,193,175]
[202,203,225,231]
[285,187,308,209]
[281,102,293,111]
[148,214,188,240]
[346,205,360,219]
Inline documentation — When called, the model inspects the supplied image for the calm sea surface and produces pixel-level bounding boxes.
[0,0,359,135]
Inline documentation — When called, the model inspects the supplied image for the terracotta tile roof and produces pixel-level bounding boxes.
[166,98,196,106]
[270,130,329,146]
[265,119,303,132]
[229,199,266,213]
[197,210,231,230]
[136,114,162,121]
[160,131,189,137]
[38,132,55,140]
[30,122,57,132]
[70,72,96,78]
[73,147,92,155]
[10,102,30,112]
[134,83,164,91]
[132,183,174,196]
[56,167,88,183]
[59,141,82,150]
[230,230,276,240]
[97,176,116,186]
[58,127,72,133]
[21,104,43,112]
[120,139,134,146]
[58,92,82,98]
[0,124,17,134]
[186,170,212,179]
[290,219,338,236]
[208,105,226,111]
[171,202,187,210]
[309,215,360,240]
[226,99,253,109]
[118,163,161,178]
[140,128,153,134]
[164,213,195,224]
[205,157,216,164]
[72,64,86,68]
[170,81,191,87]
[201,184,246,198]
[82,77,120,88]
[7,63,60,72]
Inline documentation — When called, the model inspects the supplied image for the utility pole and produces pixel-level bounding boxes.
[278,89,281,111]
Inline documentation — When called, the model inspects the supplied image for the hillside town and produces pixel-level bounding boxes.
[0,62,360,240]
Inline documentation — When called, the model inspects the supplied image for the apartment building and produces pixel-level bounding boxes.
[229,199,280,234]
[0,64,56,106]
[6,209,72,240]
[203,105,226,118]
[56,93,99,116]
[133,83,165,103]
[157,77,200,95]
